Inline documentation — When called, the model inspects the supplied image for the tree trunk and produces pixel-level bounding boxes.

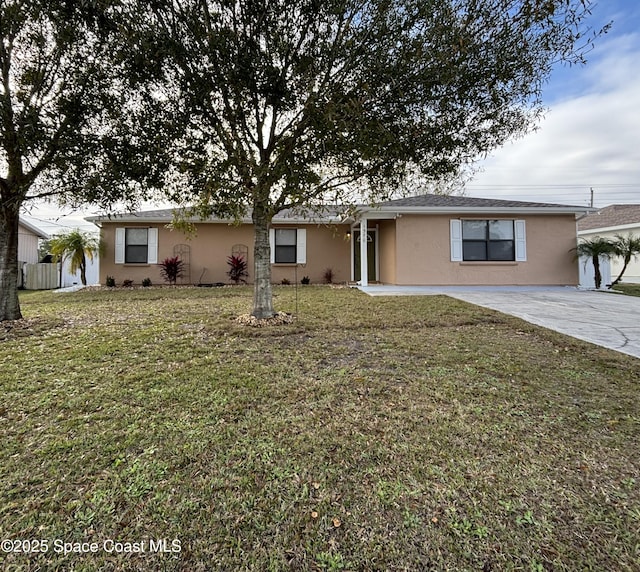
[0,205,23,321]
[252,200,275,319]
[592,255,602,289]
[80,252,87,286]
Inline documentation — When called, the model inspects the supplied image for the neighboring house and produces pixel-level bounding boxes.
[578,204,640,284]
[18,217,49,264]
[87,194,591,287]
[18,218,50,289]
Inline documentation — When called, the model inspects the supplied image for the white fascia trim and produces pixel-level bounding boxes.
[578,223,640,235]
[85,216,180,225]
[18,218,50,239]
[87,216,347,226]
[360,206,594,216]
[271,217,348,225]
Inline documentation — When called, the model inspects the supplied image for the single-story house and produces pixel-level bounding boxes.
[86,194,591,287]
[578,204,640,284]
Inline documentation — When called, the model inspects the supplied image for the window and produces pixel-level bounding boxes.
[274,229,297,263]
[462,220,514,261]
[115,227,158,264]
[269,228,307,264]
[125,228,149,263]
[450,219,526,262]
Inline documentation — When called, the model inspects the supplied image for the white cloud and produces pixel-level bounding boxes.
[467,30,640,207]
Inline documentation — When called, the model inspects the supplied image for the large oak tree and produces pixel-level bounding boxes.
[126,0,606,318]
[0,0,166,321]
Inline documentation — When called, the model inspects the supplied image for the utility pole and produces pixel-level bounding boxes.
[590,187,594,208]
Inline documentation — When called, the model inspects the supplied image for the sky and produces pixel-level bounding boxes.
[21,0,640,235]
[466,0,640,208]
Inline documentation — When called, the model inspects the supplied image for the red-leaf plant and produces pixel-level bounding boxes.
[159,256,185,285]
[227,255,248,284]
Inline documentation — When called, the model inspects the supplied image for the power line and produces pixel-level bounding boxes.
[465,184,640,189]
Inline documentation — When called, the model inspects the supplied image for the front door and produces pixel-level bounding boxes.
[353,230,377,282]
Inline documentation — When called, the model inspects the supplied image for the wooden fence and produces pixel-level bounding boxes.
[23,263,60,290]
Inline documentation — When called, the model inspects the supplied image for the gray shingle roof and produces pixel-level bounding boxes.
[577,204,640,232]
[87,193,591,224]
[378,194,586,209]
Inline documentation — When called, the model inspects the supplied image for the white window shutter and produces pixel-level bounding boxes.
[269,229,275,263]
[115,228,125,264]
[296,229,307,264]
[147,228,158,264]
[450,219,463,262]
[515,220,527,261]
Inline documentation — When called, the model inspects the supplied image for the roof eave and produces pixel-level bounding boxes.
[359,205,594,217]
[85,215,351,226]
[273,217,351,225]
[18,217,50,239]
[578,222,640,234]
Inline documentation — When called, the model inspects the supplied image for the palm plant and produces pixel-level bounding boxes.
[49,230,101,286]
[574,237,616,289]
[610,234,640,287]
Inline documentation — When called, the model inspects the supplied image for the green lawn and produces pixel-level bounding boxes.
[2,286,639,571]
[612,283,640,298]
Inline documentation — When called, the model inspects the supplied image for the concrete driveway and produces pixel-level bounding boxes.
[358,285,640,359]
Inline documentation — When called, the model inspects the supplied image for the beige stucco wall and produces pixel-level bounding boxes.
[99,214,580,287]
[377,220,397,284]
[99,222,351,286]
[390,214,579,286]
[579,228,640,284]
[271,224,351,285]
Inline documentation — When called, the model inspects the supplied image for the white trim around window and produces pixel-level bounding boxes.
[147,228,158,264]
[115,228,125,264]
[514,220,527,262]
[450,219,463,262]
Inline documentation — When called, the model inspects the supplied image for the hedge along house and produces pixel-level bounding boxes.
[86,194,591,287]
